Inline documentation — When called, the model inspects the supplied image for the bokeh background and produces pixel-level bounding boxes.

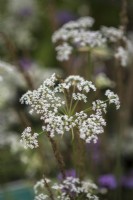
[0,0,133,199]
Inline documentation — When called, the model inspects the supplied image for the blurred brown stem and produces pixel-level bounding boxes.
[72,132,86,180]
[47,134,66,180]
[120,0,128,32]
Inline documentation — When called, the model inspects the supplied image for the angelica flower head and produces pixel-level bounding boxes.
[52,17,129,66]
[52,16,106,61]
[20,74,120,147]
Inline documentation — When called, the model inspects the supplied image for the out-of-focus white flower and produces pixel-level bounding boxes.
[56,43,73,61]
[52,16,106,61]
[8,0,37,16]
[95,73,115,88]
[0,75,3,82]
[101,26,124,42]
[77,16,95,28]
[0,60,26,107]
[114,46,128,67]
[105,89,120,109]
[0,60,14,73]
[63,16,94,29]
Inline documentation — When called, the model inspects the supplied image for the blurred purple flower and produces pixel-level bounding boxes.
[19,8,33,17]
[58,169,76,181]
[86,140,102,164]
[19,58,32,70]
[94,65,106,75]
[121,174,133,188]
[56,11,76,26]
[98,174,117,189]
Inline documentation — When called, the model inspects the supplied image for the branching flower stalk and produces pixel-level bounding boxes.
[120,0,128,32]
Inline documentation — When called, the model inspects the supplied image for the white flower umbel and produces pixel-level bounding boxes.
[75,111,106,143]
[20,74,120,146]
[101,26,124,42]
[52,16,106,61]
[105,89,120,109]
[52,16,95,43]
[34,177,99,200]
[20,127,39,149]
[115,46,128,67]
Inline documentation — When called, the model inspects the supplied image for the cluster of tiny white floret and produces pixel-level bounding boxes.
[101,26,124,43]
[20,127,39,149]
[20,73,65,117]
[42,114,75,137]
[77,99,108,143]
[92,100,107,114]
[105,89,120,109]
[34,177,98,200]
[75,111,106,143]
[114,46,128,67]
[52,16,106,61]
[73,31,106,48]
[55,43,73,61]
[20,74,120,146]
[52,16,94,43]
[63,16,95,29]
[64,75,96,92]
[72,93,87,103]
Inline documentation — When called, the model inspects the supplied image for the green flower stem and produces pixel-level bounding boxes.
[69,85,76,115]
[63,90,69,114]
[71,100,79,115]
